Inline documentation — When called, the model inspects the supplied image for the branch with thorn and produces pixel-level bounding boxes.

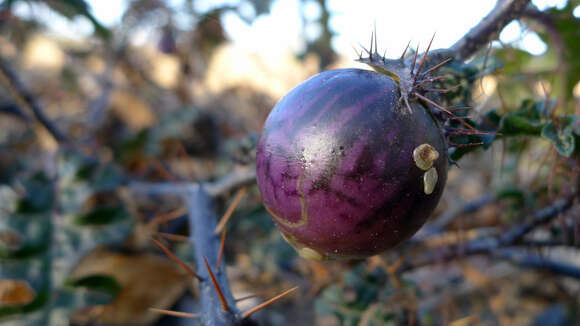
[397,194,578,277]
[133,168,297,325]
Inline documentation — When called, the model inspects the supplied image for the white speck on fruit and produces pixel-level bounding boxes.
[413,144,439,171]
[423,167,438,195]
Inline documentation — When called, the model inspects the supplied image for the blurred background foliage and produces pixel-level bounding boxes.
[0,0,578,325]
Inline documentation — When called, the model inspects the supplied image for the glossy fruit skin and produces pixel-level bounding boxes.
[256,68,447,260]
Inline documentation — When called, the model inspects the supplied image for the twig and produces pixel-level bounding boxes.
[129,166,256,197]
[400,195,575,273]
[132,169,256,324]
[416,194,495,239]
[495,248,580,279]
[450,0,531,60]
[0,57,67,143]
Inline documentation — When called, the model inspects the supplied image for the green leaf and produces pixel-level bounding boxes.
[499,113,545,136]
[541,116,578,157]
[0,288,48,318]
[66,275,121,297]
[16,173,54,214]
[75,205,129,226]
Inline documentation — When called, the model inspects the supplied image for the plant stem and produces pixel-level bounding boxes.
[450,0,531,60]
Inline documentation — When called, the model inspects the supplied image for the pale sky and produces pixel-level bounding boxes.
[13,0,574,57]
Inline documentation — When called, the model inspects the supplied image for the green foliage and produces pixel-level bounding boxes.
[0,288,49,319]
[15,172,54,214]
[66,275,121,297]
[450,97,580,161]
[541,115,578,157]
[74,205,129,226]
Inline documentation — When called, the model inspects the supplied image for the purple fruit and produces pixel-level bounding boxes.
[256,67,448,260]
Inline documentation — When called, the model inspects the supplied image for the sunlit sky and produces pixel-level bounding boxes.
[13,0,577,58]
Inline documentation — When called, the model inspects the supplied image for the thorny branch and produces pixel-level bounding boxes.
[399,195,578,276]
[187,187,242,325]
[451,0,531,60]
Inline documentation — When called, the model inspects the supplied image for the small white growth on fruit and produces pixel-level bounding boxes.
[423,167,438,195]
[299,247,324,261]
[413,143,439,171]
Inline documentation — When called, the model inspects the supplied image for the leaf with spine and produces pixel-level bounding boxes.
[541,115,579,157]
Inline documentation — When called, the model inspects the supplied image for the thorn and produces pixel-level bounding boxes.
[359,43,371,56]
[410,43,419,76]
[352,45,362,60]
[149,308,198,319]
[176,141,196,179]
[217,228,227,270]
[215,186,247,234]
[235,293,260,302]
[156,232,189,242]
[449,115,474,121]
[149,207,187,226]
[426,84,461,93]
[448,107,471,112]
[400,40,411,59]
[414,93,477,131]
[423,57,452,75]
[373,22,378,55]
[369,30,374,55]
[242,286,299,319]
[414,33,436,85]
[151,158,179,182]
[417,75,449,85]
[152,238,202,280]
[449,141,484,148]
[203,255,229,312]
[446,127,497,136]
